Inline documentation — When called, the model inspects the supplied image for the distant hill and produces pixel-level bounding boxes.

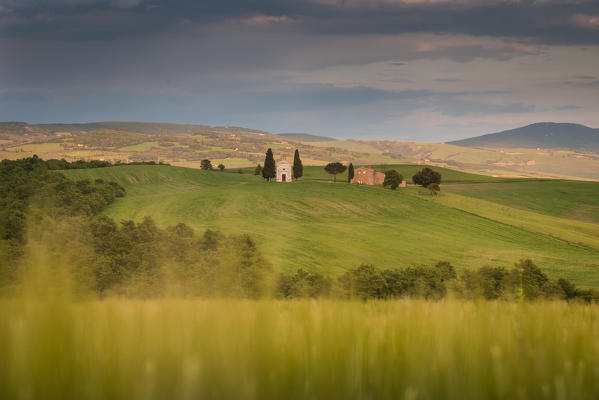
[449,123,599,152]
[2,120,599,180]
[0,121,272,137]
[277,133,337,142]
[34,122,212,136]
[41,122,273,137]
[0,122,30,134]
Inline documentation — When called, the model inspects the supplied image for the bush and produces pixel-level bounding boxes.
[383,170,403,190]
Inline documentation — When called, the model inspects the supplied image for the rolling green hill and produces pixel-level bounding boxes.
[444,180,599,224]
[62,164,599,288]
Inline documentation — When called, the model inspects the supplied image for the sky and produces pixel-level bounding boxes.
[1,0,598,141]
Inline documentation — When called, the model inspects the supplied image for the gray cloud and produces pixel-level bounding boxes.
[0,82,517,135]
[435,101,536,117]
[0,0,598,45]
[553,105,583,110]
[1,0,598,140]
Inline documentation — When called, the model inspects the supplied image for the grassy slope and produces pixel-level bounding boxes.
[444,181,599,224]
[62,165,599,287]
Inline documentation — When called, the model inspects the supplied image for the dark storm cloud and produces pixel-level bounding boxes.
[2,0,598,139]
[1,0,598,44]
[0,81,511,124]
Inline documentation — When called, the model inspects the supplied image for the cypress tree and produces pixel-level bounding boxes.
[262,148,276,182]
[347,163,354,183]
[292,149,303,180]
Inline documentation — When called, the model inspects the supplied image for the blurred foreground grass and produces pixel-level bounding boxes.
[1,298,598,400]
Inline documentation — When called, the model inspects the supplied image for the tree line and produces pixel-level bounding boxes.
[277,260,599,303]
[1,156,127,278]
[0,156,271,297]
[44,158,169,170]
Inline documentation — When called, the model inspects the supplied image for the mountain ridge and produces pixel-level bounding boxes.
[449,122,599,152]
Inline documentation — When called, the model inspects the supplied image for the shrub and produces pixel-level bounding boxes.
[383,169,403,190]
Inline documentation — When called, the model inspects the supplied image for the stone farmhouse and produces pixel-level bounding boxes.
[351,166,407,187]
[276,160,292,182]
[351,166,385,185]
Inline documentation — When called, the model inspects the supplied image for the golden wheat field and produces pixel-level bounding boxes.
[1,296,598,400]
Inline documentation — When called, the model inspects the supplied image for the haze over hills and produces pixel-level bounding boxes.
[277,133,337,142]
[2,120,599,180]
[0,121,271,137]
[450,123,599,152]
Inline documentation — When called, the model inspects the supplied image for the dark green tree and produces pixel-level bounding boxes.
[276,269,332,299]
[435,261,457,282]
[262,148,276,182]
[292,149,303,180]
[513,259,549,300]
[383,169,403,190]
[217,164,225,172]
[200,159,212,170]
[412,167,441,187]
[338,264,386,300]
[324,162,346,182]
[347,163,354,183]
[254,164,262,176]
[557,278,577,300]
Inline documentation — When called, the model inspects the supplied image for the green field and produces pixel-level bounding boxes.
[2,297,599,400]
[444,181,599,224]
[62,164,599,287]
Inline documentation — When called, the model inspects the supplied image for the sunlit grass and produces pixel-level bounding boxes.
[61,165,599,284]
[1,298,598,399]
